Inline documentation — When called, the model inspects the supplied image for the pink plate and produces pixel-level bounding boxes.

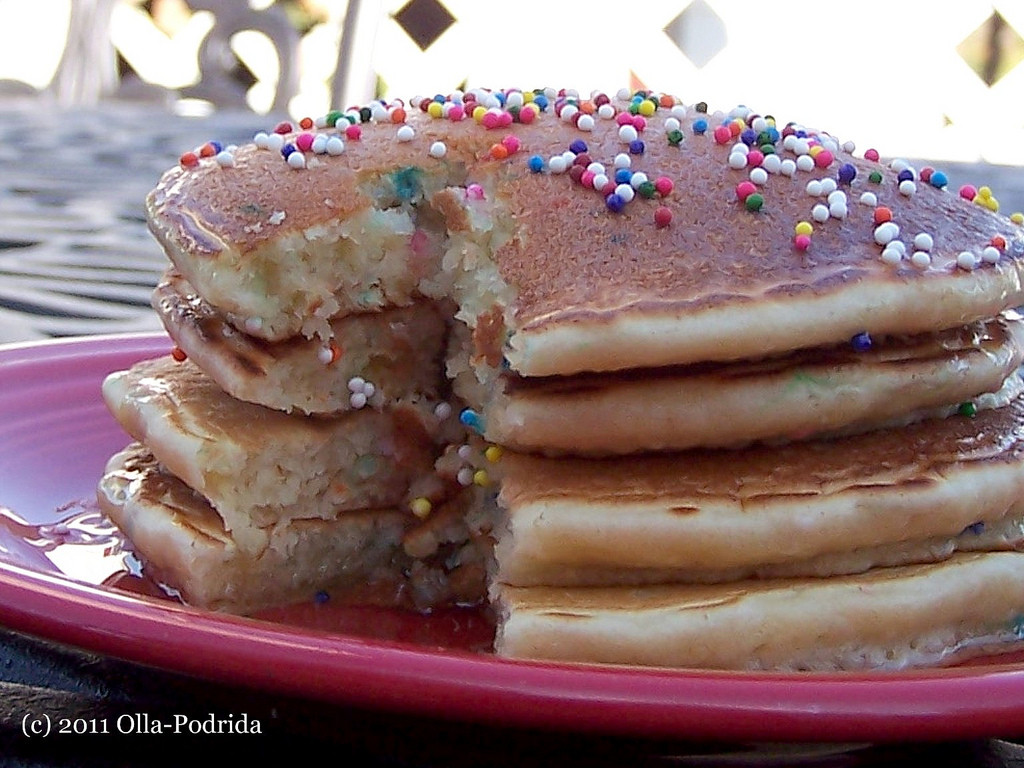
[2,332,1024,743]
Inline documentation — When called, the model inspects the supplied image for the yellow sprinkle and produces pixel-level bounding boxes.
[472,105,487,123]
[808,145,823,157]
[472,469,490,487]
[485,445,503,463]
[427,101,443,118]
[523,91,535,103]
[639,99,656,117]
[978,186,993,199]
[794,221,813,236]
[410,497,432,518]
[987,197,1000,212]
[1011,212,1024,225]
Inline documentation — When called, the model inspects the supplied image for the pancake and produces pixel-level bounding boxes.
[153,270,449,415]
[450,313,1024,455]
[146,89,1024,375]
[492,393,1024,586]
[101,355,454,554]
[493,551,1024,671]
[98,444,490,614]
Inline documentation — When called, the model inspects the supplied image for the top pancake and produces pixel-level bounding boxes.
[146,88,1024,375]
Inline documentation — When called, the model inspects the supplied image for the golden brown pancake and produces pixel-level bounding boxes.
[492,393,1024,586]
[153,270,449,415]
[145,90,1024,376]
[494,552,1024,670]
[450,313,1024,454]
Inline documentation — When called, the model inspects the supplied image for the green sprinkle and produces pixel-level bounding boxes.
[638,181,657,199]
[869,171,883,184]
[745,193,764,212]
[667,129,684,146]
[958,401,978,417]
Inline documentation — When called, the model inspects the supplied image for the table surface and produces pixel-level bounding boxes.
[3,95,1024,765]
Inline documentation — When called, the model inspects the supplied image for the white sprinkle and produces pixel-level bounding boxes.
[457,444,474,460]
[317,346,333,364]
[729,152,748,170]
[560,104,579,123]
[326,136,345,155]
[215,151,235,167]
[549,155,567,174]
[859,192,878,206]
[911,251,932,269]
[287,151,306,169]
[812,204,830,223]
[749,168,769,186]
[957,251,978,270]
[506,91,524,108]
[254,131,270,149]
[311,134,329,154]
[630,171,649,189]
[434,402,453,420]
[457,467,475,486]
[827,190,847,206]
[597,103,616,119]
[614,153,631,169]
[577,114,595,131]
[780,159,797,177]
[983,246,1001,264]
[874,222,900,245]
[731,142,750,156]
[796,155,815,172]
[829,201,848,219]
[762,154,782,174]
[347,376,366,393]
[842,140,856,153]
[370,103,388,122]
[671,105,687,120]
[265,133,285,152]
[618,124,639,143]
[890,158,911,174]
[820,178,838,195]
[913,233,934,251]
[562,150,576,166]
[806,180,823,197]
[268,210,286,224]
[782,135,799,152]
[362,381,376,398]
[587,162,606,175]
[349,392,368,409]
[396,125,415,142]
[899,180,917,196]
[751,117,768,133]
[665,117,681,132]
[244,317,263,333]
[315,115,329,128]
[429,141,447,158]
[881,246,903,265]
[792,138,810,156]
[890,240,907,255]
[592,174,609,191]
[615,183,635,203]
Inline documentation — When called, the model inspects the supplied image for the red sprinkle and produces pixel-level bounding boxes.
[654,206,672,228]
[170,346,187,362]
[274,121,293,135]
[714,125,733,144]
[992,235,1008,250]
[919,166,934,183]
[654,176,674,197]
[864,148,880,162]
[391,107,407,124]
[179,151,199,169]
[814,149,834,168]
[873,206,893,224]
[198,142,216,158]
[299,116,314,130]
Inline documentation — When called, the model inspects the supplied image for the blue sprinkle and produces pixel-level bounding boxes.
[692,118,708,135]
[741,128,757,146]
[569,139,588,155]
[460,408,485,434]
[930,170,948,189]
[629,139,645,155]
[838,163,857,184]
[281,143,296,158]
[528,155,545,173]
[615,168,632,184]
[897,169,915,183]
[209,140,223,153]
[605,193,625,213]
[533,94,549,111]
[964,521,986,535]
[314,590,330,604]
[851,331,872,352]
[766,127,781,143]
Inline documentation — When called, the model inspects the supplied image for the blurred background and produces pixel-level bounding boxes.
[1,0,1023,342]
[3,0,1024,162]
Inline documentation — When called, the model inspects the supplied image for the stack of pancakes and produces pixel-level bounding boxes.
[100,87,1024,670]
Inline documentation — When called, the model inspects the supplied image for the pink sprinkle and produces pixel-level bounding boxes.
[499,111,514,127]
[654,206,672,228]
[345,124,362,140]
[501,134,521,153]
[616,112,634,126]
[295,132,314,152]
[517,105,535,124]
[794,234,812,251]
[581,170,596,188]
[735,181,757,200]
[632,115,646,132]
[814,149,834,168]
[714,125,733,144]
[448,105,465,121]
[864,148,880,162]
[467,183,485,200]
[654,176,673,196]
[959,184,977,201]
[746,150,764,167]
[482,111,501,129]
